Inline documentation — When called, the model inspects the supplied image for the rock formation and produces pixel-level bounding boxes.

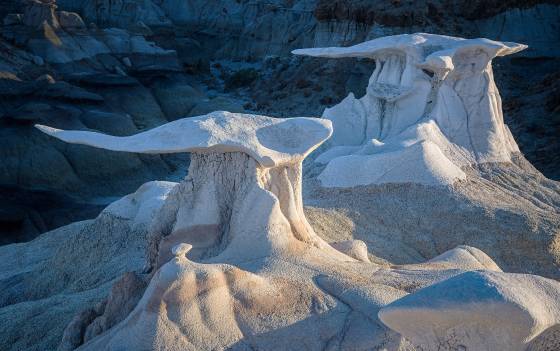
[294,33,526,187]
[379,270,560,351]
[2,0,558,243]
[0,180,175,351]
[23,111,559,350]
[0,1,559,346]
[36,110,344,267]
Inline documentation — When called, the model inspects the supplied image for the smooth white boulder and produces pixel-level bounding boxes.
[36,111,332,167]
[294,33,526,187]
[331,240,370,262]
[378,270,560,351]
[425,245,502,272]
[102,181,177,229]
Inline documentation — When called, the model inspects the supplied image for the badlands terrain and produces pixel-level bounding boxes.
[0,1,559,351]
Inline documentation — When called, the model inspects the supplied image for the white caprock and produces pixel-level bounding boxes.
[293,33,527,187]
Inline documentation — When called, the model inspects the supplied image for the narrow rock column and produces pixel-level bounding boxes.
[36,111,350,271]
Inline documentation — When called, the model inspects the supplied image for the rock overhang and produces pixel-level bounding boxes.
[35,111,333,168]
[292,33,528,188]
[292,33,527,58]
[292,33,527,74]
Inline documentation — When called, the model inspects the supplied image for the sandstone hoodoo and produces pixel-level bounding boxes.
[36,110,345,267]
[29,111,560,350]
[294,33,527,187]
[1,0,559,348]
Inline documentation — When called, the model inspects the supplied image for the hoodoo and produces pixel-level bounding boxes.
[293,33,527,187]
[36,111,346,266]
[32,111,560,350]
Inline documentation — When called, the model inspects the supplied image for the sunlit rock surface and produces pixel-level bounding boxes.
[295,33,526,187]
[2,111,551,350]
[1,0,559,242]
[0,2,559,349]
[379,270,560,351]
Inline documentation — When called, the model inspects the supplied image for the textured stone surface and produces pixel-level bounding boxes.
[36,111,333,167]
[295,33,526,187]
[379,270,560,351]
[0,3,559,350]
[1,0,558,244]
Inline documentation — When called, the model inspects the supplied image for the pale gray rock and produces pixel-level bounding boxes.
[379,270,560,351]
[331,240,370,262]
[526,324,560,351]
[0,181,174,351]
[35,111,333,167]
[425,245,501,272]
[304,158,560,280]
[28,111,538,351]
[294,33,526,187]
[58,308,98,351]
[0,3,558,350]
[81,272,147,343]
[26,26,177,65]
[0,170,550,351]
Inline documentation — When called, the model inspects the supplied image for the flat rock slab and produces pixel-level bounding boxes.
[36,111,332,167]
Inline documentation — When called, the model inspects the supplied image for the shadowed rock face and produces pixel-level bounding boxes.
[1,3,560,349]
[313,0,558,25]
